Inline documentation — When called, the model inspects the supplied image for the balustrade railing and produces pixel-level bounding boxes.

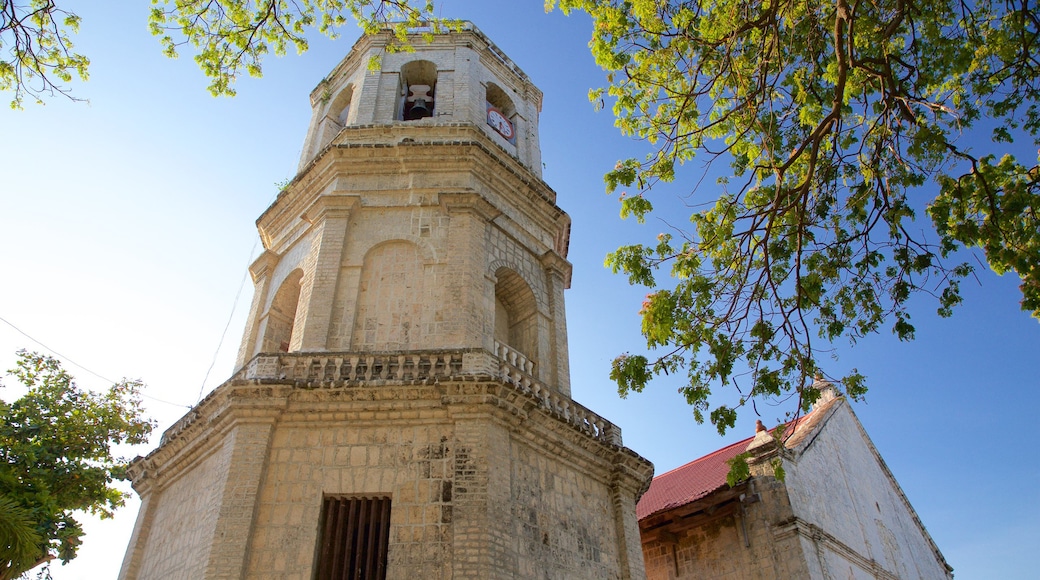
[240,351,463,382]
[235,348,621,446]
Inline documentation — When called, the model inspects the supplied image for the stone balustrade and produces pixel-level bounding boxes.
[230,348,622,446]
[239,350,464,382]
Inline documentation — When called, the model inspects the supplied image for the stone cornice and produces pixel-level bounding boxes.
[259,124,568,256]
[773,517,902,580]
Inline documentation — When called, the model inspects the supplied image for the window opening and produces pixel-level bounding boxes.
[398,60,437,121]
[331,85,354,126]
[262,270,303,353]
[494,268,537,361]
[485,82,517,144]
[315,496,392,580]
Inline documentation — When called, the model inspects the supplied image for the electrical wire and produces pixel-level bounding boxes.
[0,314,192,409]
[197,235,261,404]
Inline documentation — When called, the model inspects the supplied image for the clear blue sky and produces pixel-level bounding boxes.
[1,1,1037,578]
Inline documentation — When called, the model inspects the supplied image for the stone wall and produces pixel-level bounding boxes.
[641,480,810,580]
[120,363,652,580]
[780,400,952,580]
[640,398,951,580]
[236,128,573,395]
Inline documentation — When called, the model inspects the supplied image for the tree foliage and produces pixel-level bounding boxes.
[0,351,154,580]
[0,0,89,108]
[0,1,455,107]
[148,0,460,97]
[546,0,1040,433]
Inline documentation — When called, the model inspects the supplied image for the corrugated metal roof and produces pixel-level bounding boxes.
[635,433,753,520]
[636,398,839,521]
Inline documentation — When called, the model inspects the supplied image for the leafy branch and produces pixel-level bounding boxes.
[552,0,1040,433]
[0,0,89,108]
[148,0,457,96]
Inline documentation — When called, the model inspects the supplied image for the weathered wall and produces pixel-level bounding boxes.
[782,400,952,579]
[121,377,652,580]
[243,389,457,579]
[124,443,228,579]
[640,397,951,580]
[237,130,572,393]
[641,480,811,580]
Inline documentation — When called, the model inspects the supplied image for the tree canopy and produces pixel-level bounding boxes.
[547,0,1040,433]
[3,0,1038,434]
[0,0,453,107]
[0,351,154,580]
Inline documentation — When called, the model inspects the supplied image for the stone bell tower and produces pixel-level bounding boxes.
[119,24,652,580]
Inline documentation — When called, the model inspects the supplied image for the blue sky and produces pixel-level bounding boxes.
[1,1,1037,577]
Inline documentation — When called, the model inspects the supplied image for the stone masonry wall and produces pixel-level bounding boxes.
[244,395,456,579]
[240,386,637,579]
[642,480,810,580]
[131,441,230,579]
[122,378,651,580]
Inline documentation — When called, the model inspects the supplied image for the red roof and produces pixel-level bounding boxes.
[635,401,836,521]
[635,433,754,520]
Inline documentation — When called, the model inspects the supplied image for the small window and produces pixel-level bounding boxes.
[315,496,392,580]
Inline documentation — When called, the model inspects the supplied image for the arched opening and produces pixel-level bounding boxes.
[494,268,537,361]
[262,269,303,353]
[329,84,354,126]
[485,82,517,144]
[399,60,437,121]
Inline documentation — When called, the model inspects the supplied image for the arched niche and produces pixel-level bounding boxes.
[262,269,303,353]
[494,267,537,361]
[351,241,425,350]
[399,60,437,121]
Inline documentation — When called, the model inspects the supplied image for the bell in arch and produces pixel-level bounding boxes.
[405,84,434,120]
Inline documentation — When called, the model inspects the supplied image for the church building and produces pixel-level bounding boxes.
[637,381,953,579]
[118,23,950,580]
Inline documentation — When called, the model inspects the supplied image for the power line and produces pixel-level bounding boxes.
[197,235,261,404]
[0,314,192,409]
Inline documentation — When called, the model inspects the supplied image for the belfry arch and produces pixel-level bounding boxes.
[261,269,303,353]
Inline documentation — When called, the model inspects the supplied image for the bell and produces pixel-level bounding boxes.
[406,98,431,120]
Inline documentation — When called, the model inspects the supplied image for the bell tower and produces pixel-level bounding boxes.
[120,24,652,580]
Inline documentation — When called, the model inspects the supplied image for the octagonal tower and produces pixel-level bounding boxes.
[119,24,652,580]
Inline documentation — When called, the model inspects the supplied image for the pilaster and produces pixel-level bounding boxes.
[610,472,649,580]
[235,251,278,368]
[203,419,278,579]
[117,492,156,580]
[439,191,500,350]
[539,251,572,396]
[294,195,359,351]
